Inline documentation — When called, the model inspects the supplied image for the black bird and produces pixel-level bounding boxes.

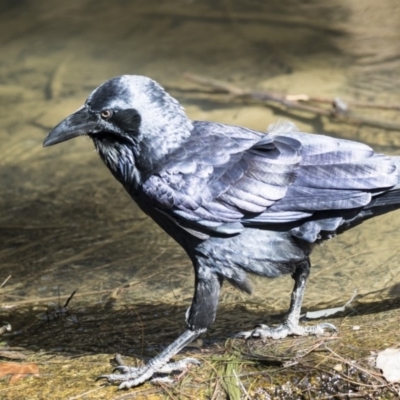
[44,75,400,389]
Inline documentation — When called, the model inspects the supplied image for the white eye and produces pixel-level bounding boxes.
[100,109,113,119]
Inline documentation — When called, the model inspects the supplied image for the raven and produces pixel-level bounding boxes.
[44,75,400,389]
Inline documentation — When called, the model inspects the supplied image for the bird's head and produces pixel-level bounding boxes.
[43,75,193,175]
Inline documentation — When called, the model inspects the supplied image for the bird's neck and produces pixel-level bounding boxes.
[93,127,192,195]
[94,138,142,195]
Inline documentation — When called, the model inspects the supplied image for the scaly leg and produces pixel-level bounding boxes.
[99,262,222,389]
[237,258,336,339]
[98,328,203,389]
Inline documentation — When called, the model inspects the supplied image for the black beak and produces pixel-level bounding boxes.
[43,106,98,147]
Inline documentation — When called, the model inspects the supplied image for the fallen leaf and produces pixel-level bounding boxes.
[0,362,39,383]
[376,348,400,383]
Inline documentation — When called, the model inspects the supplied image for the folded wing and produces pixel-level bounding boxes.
[142,121,399,239]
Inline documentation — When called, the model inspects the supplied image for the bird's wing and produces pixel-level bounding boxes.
[142,121,303,233]
[142,121,398,236]
[263,129,398,213]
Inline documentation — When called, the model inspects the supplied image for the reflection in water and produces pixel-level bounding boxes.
[0,0,399,340]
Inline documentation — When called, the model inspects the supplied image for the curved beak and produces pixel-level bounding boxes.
[43,106,98,147]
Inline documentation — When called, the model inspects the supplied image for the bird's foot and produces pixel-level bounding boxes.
[98,355,200,389]
[236,320,337,340]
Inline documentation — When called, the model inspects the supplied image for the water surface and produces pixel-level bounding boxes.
[0,0,399,391]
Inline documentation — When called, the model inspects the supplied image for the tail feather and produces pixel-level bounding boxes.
[367,188,400,209]
[307,188,400,242]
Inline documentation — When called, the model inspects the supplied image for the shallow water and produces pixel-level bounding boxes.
[1,0,400,369]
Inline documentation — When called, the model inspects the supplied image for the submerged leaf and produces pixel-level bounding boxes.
[0,362,39,384]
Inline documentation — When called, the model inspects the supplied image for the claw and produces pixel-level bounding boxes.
[96,374,111,382]
[112,365,133,373]
[234,330,253,340]
[319,322,337,332]
[235,330,257,339]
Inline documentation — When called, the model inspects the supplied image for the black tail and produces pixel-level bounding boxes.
[338,187,400,235]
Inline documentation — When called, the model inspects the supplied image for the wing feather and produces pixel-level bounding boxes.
[142,121,399,238]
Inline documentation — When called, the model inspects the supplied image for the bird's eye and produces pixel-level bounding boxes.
[100,109,113,119]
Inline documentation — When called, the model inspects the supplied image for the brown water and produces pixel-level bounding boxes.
[0,0,400,396]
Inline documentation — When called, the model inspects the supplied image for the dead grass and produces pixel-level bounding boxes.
[0,286,399,399]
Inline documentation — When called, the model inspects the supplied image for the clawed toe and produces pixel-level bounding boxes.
[112,365,134,373]
[97,357,201,389]
[234,329,254,340]
[236,320,337,340]
[158,357,201,373]
[96,374,110,382]
[303,322,337,335]
[97,372,133,383]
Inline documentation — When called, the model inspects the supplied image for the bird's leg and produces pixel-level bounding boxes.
[237,258,337,339]
[98,329,202,389]
[99,263,222,389]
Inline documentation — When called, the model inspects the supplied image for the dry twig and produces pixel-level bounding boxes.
[184,73,400,131]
